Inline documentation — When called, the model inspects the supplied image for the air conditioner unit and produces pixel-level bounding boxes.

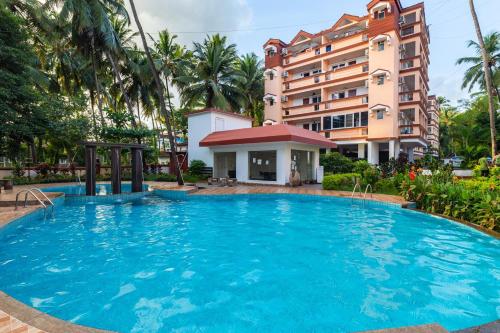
[364,80,369,88]
[282,71,289,78]
[281,48,288,55]
[364,49,369,56]
[281,96,288,102]
[400,44,406,52]
[398,17,406,25]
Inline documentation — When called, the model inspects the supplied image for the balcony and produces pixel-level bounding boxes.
[283,95,368,119]
[399,91,421,103]
[285,74,323,91]
[284,34,368,68]
[325,127,368,140]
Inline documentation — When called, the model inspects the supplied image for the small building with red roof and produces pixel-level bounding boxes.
[187,109,336,185]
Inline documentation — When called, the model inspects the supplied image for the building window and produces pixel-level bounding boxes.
[377,75,385,85]
[361,111,368,126]
[323,116,332,130]
[326,44,332,52]
[348,60,357,66]
[303,123,310,130]
[315,49,320,55]
[376,110,385,120]
[269,99,274,106]
[401,26,414,36]
[311,122,320,132]
[324,132,330,138]
[269,72,274,80]
[378,41,385,51]
[345,114,354,128]
[332,115,346,128]
[348,89,357,97]
[376,10,385,20]
[249,151,277,181]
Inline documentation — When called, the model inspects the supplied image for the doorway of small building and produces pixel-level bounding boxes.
[214,152,236,178]
[291,149,315,182]
[378,142,390,163]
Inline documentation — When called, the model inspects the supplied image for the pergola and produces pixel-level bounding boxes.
[83,142,148,196]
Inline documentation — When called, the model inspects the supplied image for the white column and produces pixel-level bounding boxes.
[367,142,379,165]
[394,141,400,159]
[389,140,396,159]
[408,148,414,162]
[357,143,365,159]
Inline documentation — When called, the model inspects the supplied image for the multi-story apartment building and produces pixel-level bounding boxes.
[426,95,440,155]
[262,0,435,164]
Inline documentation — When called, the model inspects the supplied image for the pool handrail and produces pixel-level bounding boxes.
[364,184,373,200]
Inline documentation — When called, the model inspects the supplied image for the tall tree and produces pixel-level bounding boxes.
[177,34,242,111]
[468,0,497,157]
[236,53,265,125]
[456,32,500,99]
[128,0,184,185]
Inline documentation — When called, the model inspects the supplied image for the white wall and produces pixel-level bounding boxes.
[209,142,320,185]
[187,111,252,167]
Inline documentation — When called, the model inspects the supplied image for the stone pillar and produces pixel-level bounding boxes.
[131,148,143,192]
[110,147,121,195]
[357,143,366,159]
[85,145,97,196]
[367,142,379,165]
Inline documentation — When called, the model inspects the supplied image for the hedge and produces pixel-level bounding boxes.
[322,173,360,190]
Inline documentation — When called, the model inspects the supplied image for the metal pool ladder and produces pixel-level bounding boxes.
[15,188,55,218]
[364,184,373,201]
[351,183,362,204]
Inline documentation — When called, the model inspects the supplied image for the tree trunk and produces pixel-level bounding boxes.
[91,35,105,128]
[89,90,99,140]
[105,50,138,129]
[29,140,37,164]
[129,0,184,185]
[469,0,497,157]
[137,97,141,126]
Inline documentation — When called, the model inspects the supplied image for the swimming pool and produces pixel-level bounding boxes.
[0,193,498,332]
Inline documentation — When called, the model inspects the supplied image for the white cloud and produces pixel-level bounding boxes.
[126,0,253,49]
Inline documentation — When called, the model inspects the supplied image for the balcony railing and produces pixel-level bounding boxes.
[283,95,368,117]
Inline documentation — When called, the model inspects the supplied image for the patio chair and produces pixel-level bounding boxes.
[219,177,228,187]
[227,178,238,187]
[208,177,220,186]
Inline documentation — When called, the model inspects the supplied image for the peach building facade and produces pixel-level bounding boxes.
[263,0,437,164]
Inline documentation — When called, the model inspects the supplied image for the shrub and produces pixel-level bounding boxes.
[320,152,353,174]
[322,173,360,190]
[400,173,499,231]
[353,160,370,175]
[188,160,206,176]
[374,178,399,195]
[35,163,50,177]
[362,166,380,186]
[11,162,24,177]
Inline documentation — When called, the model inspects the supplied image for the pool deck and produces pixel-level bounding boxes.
[0,182,498,333]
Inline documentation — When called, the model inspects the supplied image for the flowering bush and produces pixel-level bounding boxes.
[400,173,499,231]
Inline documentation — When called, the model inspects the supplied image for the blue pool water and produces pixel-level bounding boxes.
[42,183,148,195]
[0,194,498,332]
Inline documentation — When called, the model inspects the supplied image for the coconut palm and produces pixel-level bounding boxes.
[457,32,500,98]
[153,30,192,132]
[128,0,184,185]
[177,34,242,111]
[236,53,265,125]
[467,0,497,157]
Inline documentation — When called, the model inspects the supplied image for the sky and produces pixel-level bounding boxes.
[127,0,500,106]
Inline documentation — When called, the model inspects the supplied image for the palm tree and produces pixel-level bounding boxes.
[467,0,497,157]
[105,15,138,129]
[153,30,192,132]
[128,0,184,185]
[236,53,264,125]
[457,32,500,99]
[177,34,242,111]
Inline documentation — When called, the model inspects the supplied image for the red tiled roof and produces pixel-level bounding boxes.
[199,124,337,148]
